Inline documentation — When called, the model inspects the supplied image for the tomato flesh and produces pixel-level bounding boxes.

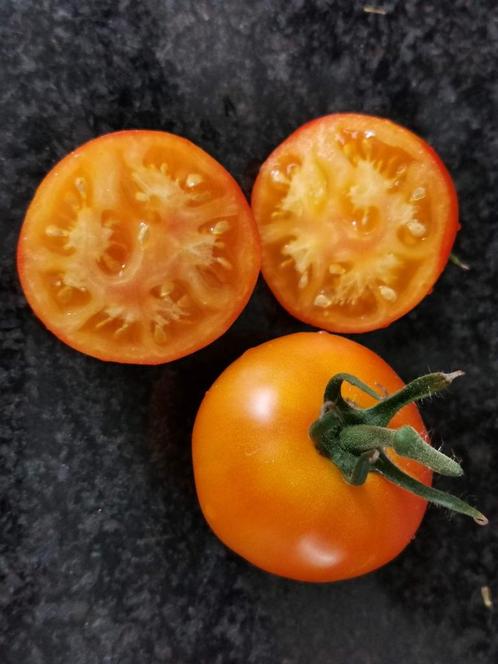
[193,332,431,583]
[252,114,458,332]
[18,131,260,363]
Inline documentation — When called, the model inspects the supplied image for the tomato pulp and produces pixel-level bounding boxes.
[18,130,260,363]
[252,114,458,332]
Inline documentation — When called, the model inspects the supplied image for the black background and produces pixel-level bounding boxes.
[1,1,497,663]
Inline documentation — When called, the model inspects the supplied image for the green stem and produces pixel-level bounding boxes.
[391,426,462,477]
[450,253,470,271]
[340,424,463,477]
[349,450,380,485]
[324,372,382,406]
[309,369,487,525]
[365,371,464,426]
[374,453,487,525]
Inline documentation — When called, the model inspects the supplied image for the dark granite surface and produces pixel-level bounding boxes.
[1,1,497,662]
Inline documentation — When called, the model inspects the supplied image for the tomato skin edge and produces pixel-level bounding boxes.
[251,113,459,333]
[17,130,261,364]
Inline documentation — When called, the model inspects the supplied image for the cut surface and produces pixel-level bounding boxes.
[18,131,260,363]
[252,114,458,332]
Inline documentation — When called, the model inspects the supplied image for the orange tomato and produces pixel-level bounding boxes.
[192,332,431,582]
[18,130,260,363]
[252,113,458,333]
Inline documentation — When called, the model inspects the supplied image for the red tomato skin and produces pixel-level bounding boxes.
[193,332,431,582]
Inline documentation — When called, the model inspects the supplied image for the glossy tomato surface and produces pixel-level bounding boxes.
[193,332,431,582]
[18,130,260,364]
[252,113,458,333]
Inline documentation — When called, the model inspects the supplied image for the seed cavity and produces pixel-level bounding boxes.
[177,295,190,308]
[343,143,355,161]
[361,138,373,158]
[329,263,346,275]
[57,285,73,304]
[101,254,122,272]
[95,305,124,329]
[379,285,397,302]
[94,307,136,336]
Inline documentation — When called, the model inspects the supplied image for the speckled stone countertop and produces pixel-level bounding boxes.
[1,1,497,662]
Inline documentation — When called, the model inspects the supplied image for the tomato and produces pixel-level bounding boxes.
[251,113,459,333]
[193,332,431,582]
[193,332,486,582]
[18,130,260,364]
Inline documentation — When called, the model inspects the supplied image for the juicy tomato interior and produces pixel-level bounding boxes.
[18,131,260,363]
[252,114,458,332]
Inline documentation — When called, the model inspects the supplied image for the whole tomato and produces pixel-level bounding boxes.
[192,332,485,582]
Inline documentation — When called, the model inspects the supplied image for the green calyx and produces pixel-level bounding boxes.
[309,371,488,525]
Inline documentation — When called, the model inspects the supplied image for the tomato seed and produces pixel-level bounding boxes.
[153,324,168,344]
[314,293,332,308]
[216,257,232,270]
[74,177,86,197]
[57,285,73,304]
[159,283,174,298]
[270,169,289,185]
[407,220,426,238]
[137,222,150,244]
[186,173,203,188]
[210,220,230,235]
[298,272,309,289]
[45,225,68,237]
[411,187,426,201]
[379,285,397,302]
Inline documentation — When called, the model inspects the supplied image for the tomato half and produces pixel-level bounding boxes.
[192,332,431,583]
[18,131,260,363]
[251,114,458,332]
